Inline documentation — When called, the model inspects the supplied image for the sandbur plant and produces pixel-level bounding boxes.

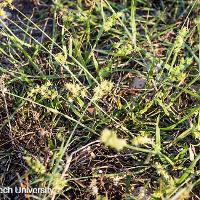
[0,0,200,199]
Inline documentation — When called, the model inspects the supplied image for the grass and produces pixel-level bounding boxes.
[0,0,200,199]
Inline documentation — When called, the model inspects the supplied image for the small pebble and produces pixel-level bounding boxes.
[130,77,146,89]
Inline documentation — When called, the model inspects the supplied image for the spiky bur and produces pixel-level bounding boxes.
[93,80,113,100]
[0,0,13,8]
[24,156,46,175]
[165,57,193,83]
[55,53,66,65]
[65,82,87,98]
[168,27,188,69]
[113,42,133,57]
[28,81,58,100]
[152,163,176,197]
[50,173,67,193]
[193,128,200,141]
[0,9,7,19]
[155,163,174,183]
[25,155,66,194]
[100,129,127,151]
[0,0,13,19]
[103,12,123,32]
[174,27,188,53]
[132,134,154,146]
